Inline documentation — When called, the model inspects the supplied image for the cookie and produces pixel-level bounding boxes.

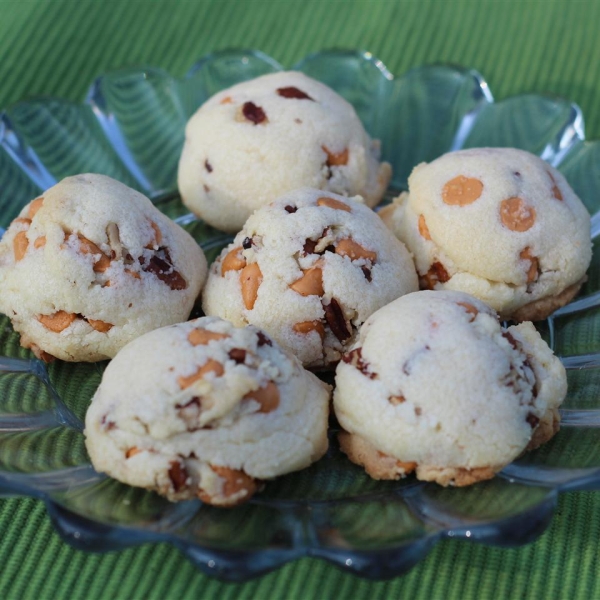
[0,174,207,362]
[333,290,567,486]
[84,317,330,506]
[178,71,392,232]
[379,148,591,320]
[201,188,418,368]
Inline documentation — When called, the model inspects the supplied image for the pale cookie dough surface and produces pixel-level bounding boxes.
[84,317,330,506]
[202,188,419,368]
[0,174,207,362]
[333,290,567,486]
[178,71,391,232]
[380,148,592,320]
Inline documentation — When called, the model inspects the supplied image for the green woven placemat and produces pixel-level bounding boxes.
[2,0,600,598]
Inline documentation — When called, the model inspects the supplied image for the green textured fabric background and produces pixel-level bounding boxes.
[1,0,600,598]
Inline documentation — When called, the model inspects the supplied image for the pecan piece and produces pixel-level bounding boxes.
[419,262,450,289]
[205,159,213,173]
[257,332,272,347]
[228,348,247,364]
[284,205,297,213]
[242,101,267,124]
[389,395,406,405]
[142,249,187,290]
[276,86,314,100]
[324,298,351,342]
[303,238,318,255]
[169,460,189,492]
[342,347,376,378]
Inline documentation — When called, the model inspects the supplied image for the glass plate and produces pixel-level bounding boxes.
[1,49,600,582]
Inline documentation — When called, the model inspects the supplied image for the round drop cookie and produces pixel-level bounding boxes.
[178,71,392,232]
[202,188,419,368]
[334,290,567,486]
[0,174,207,362]
[379,148,591,321]
[84,317,330,506]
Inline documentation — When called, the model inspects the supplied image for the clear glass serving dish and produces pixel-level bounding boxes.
[1,49,600,581]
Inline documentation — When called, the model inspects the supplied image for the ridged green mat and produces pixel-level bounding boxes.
[2,0,600,598]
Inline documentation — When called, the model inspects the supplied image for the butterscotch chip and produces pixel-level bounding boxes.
[241,263,262,310]
[178,71,391,232]
[28,197,44,219]
[38,311,76,333]
[457,302,478,321]
[335,238,377,262]
[87,319,113,333]
[322,146,349,167]
[442,176,483,206]
[148,221,162,248]
[500,197,536,232]
[418,215,431,240]
[84,316,331,504]
[519,247,539,283]
[382,148,591,321]
[334,290,567,488]
[77,234,112,272]
[221,247,246,275]
[13,231,29,261]
[243,381,280,413]
[290,265,324,297]
[188,328,229,346]
[0,174,208,362]
[177,359,224,389]
[317,197,352,212]
[293,320,325,340]
[198,466,258,506]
